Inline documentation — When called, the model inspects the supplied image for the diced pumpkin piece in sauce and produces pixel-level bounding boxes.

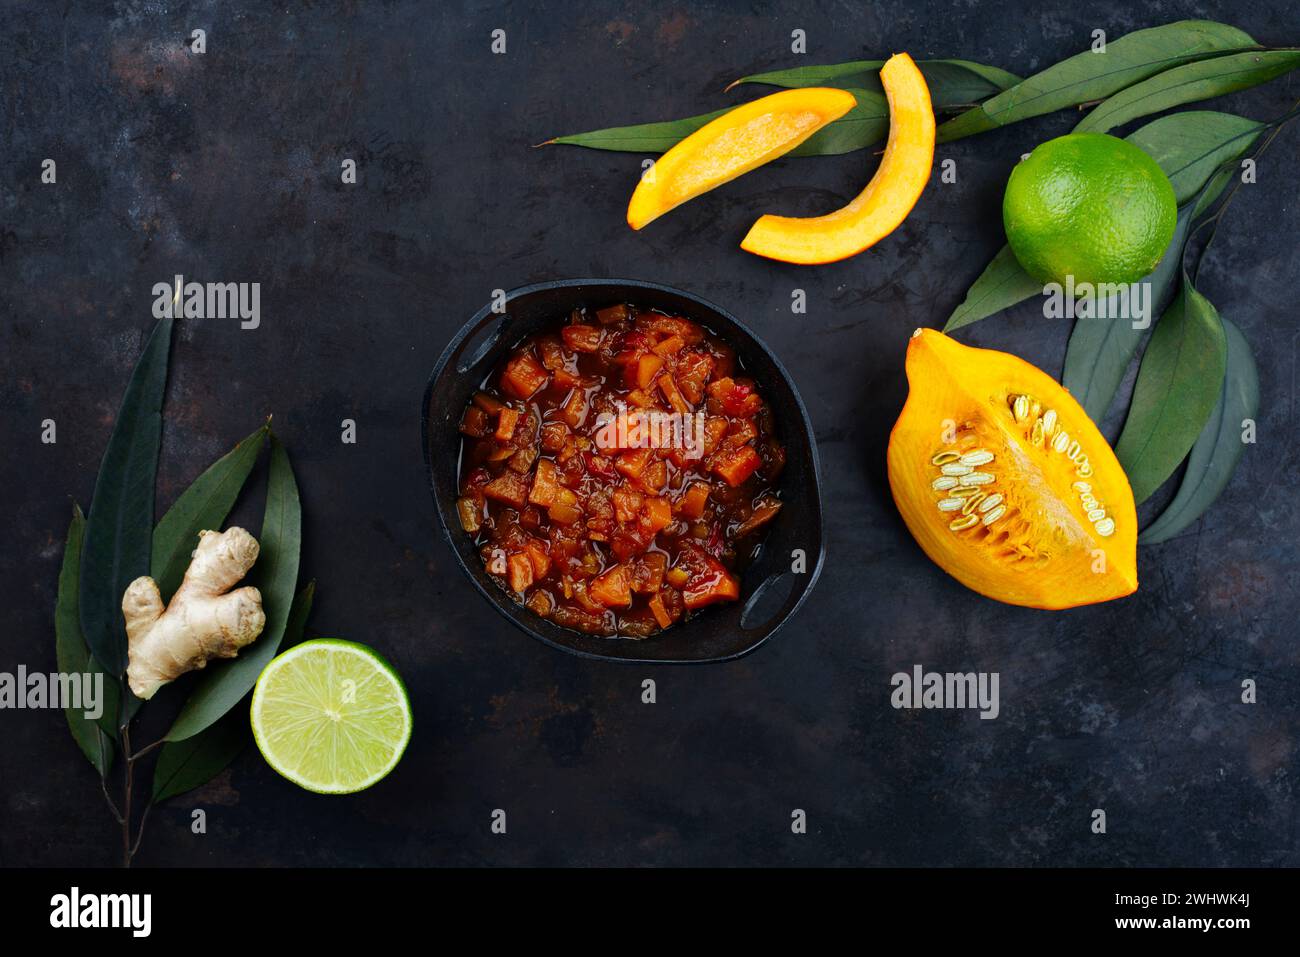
[633,552,668,593]
[639,458,668,493]
[596,304,631,325]
[525,540,552,579]
[676,481,710,519]
[472,391,504,415]
[640,497,673,535]
[494,406,521,442]
[647,591,677,629]
[456,496,482,534]
[612,485,645,524]
[507,447,537,473]
[712,444,763,486]
[734,496,783,537]
[501,352,550,400]
[562,324,603,352]
[536,336,567,371]
[616,448,652,480]
[560,388,588,428]
[645,315,704,344]
[703,416,730,455]
[507,553,534,593]
[548,502,582,525]
[552,368,581,390]
[529,459,560,507]
[681,554,740,609]
[708,376,762,416]
[674,351,714,405]
[626,388,656,409]
[652,335,685,357]
[525,589,554,617]
[657,373,691,414]
[629,353,665,390]
[548,487,582,525]
[540,421,569,452]
[483,471,529,508]
[589,563,633,607]
[460,406,491,438]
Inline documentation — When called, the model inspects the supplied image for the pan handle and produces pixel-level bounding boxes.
[455,315,508,374]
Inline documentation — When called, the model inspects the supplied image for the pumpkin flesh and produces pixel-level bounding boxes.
[887,329,1138,609]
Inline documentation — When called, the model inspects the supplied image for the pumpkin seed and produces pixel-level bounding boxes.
[1087,508,1106,521]
[982,505,1006,525]
[937,497,965,512]
[959,449,994,466]
[932,476,959,490]
[1012,395,1030,422]
[1073,481,1092,493]
[1095,517,1116,537]
[979,493,1003,512]
[941,463,973,476]
[1031,419,1045,447]
[1077,461,1094,478]
[1067,440,1082,459]
[931,451,961,465]
[950,486,983,498]
[962,492,987,515]
[1052,431,1070,454]
[949,514,979,531]
[1041,409,1058,437]
[959,471,994,486]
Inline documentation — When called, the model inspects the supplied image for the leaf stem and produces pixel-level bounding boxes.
[121,721,133,867]
[108,677,158,868]
[130,738,165,762]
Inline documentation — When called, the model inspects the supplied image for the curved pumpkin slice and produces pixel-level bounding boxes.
[627,87,857,230]
[741,52,934,264]
[887,329,1138,610]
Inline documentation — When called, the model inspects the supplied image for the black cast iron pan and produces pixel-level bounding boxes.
[422,279,824,663]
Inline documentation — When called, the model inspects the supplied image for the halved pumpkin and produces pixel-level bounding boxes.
[887,329,1138,609]
[627,87,857,230]
[741,52,934,264]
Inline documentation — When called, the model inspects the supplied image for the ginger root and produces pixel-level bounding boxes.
[123,527,266,700]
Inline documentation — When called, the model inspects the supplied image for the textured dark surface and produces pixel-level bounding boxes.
[2,1,1297,867]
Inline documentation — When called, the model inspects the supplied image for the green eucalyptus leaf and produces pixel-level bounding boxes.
[79,317,173,676]
[1139,317,1258,544]
[732,58,1021,108]
[546,88,888,157]
[1115,279,1228,503]
[152,423,269,600]
[1074,50,1300,134]
[546,107,728,153]
[1126,110,1264,202]
[1063,203,1194,421]
[152,709,248,803]
[164,436,302,742]
[938,20,1258,142]
[55,505,116,775]
[943,245,1041,332]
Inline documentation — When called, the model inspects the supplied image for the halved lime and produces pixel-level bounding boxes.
[251,639,412,794]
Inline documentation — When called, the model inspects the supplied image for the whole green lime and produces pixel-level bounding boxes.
[1003,132,1177,286]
